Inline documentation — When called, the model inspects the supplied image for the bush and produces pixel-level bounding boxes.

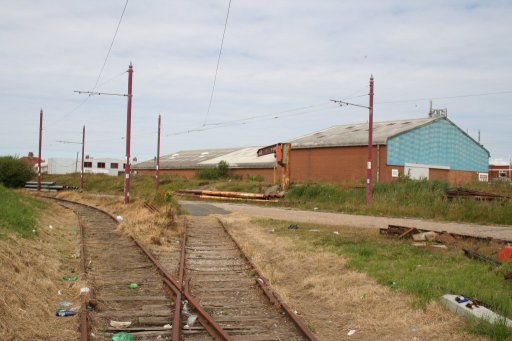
[197,161,230,180]
[0,156,35,188]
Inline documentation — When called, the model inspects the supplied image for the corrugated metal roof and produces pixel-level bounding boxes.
[134,117,457,170]
[199,147,275,169]
[288,117,440,149]
[133,147,244,170]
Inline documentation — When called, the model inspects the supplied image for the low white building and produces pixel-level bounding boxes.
[46,156,129,176]
[83,157,126,176]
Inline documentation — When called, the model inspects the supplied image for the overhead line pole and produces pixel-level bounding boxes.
[124,63,133,204]
[81,125,85,191]
[330,75,374,206]
[367,76,374,206]
[156,114,161,190]
[37,109,43,192]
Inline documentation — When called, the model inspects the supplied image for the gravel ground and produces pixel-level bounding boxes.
[180,201,512,241]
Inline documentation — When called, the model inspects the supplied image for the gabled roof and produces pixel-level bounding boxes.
[133,147,275,170]
[288,117,440,149]
[198,147,275,169]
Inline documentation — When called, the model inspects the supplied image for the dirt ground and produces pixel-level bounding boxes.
[219,213,487,341]
[0,201,81,340]
[0,193,491,340]
[180,201,512,241]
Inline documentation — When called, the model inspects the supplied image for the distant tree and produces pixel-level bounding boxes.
[0,156,35,188]
[196,160,230,180]
[217,160,230,178]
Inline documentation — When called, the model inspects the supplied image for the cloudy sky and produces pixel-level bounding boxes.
[1,0,511,163]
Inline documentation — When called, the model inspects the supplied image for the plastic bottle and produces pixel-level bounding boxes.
[56,309,77,317]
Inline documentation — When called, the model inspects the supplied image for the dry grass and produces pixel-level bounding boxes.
[54,191,184,253]
[221,214,486,341]
[0,202,80,340]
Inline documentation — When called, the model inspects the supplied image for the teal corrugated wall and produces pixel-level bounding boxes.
[387,119,489,172]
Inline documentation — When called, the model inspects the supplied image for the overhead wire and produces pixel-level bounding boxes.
[91,0,129,92]
[48,0,129,125]
[203,0,232,126]
[376,90,512,105]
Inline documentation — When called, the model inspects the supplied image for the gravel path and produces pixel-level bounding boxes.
[180,201,512,241]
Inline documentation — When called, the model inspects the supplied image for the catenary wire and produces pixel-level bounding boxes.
[48,1,129,125]
[203,0,232,126]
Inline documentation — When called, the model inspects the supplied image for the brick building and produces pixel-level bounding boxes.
[133,116,490,185]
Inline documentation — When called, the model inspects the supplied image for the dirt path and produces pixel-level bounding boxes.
[180,201,512,241]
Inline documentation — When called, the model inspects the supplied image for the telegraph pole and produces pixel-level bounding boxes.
[124,63,133,204]
[367,76,374,206]
[80,125,85,190]
[156,114,161,190]
[37,109,43,192]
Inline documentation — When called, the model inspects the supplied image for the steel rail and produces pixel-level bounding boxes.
[135,237,232,341]
[54,201,90,341]
[173,233,186,340]
[78,216,89,341]
[217,218,319,341]
[46,197,231,340]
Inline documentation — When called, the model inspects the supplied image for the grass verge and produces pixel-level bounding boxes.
[0,184,47,238]
[285,179,512,225]
[253,217,512,341]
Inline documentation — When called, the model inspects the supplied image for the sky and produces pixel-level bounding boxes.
[1,0,511,163]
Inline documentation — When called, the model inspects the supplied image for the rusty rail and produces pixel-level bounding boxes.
[47,196,231,341]
[54,202,90,341]
[176,189,283,200]
[446,187,511,202]
[144,202,161,213]
[172,232,186,341]
[217,218,319,341]
[381,224,512,244]
[133,237,232,341]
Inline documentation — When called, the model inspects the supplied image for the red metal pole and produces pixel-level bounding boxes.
[156,114,161,190]
[37,109,43,192]
[124,63,133,204]
[367,76,374,206]
[80,125,85,190]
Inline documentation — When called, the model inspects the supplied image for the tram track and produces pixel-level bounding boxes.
[49,197,317,341]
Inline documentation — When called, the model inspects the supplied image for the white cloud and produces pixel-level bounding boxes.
[0,0,511,161]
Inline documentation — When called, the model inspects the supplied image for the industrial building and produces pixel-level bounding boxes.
[489,159,512,181]
[133,116,490,185]
[44,155,126,176]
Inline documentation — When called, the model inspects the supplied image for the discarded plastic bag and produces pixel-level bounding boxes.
[63,276,79,281]
[111,332,134,341]
[56,309,77,317]
[59,301,73,307]
[110,320,132,329]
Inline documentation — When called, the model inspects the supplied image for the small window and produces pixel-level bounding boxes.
[499,170,507,178]
[97,162,106,169]
[84,162,92,168]
[110,163,119,169]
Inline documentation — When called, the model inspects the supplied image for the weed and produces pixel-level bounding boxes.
[0,185,47,238]
[252,218,512,340]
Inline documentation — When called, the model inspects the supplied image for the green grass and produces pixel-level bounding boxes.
[42,173,276,199]
[0,185,48,238]
[285,178,512,225]
[42,173,512,225]
[253,218,512,341]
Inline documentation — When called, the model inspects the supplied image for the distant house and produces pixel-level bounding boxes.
[82,156,127,176]
[133,115,490,185]
[20,152,47,173]
[489,159,512,181]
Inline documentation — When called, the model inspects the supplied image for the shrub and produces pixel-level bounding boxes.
[217,160,229,177]
[0,156,35,188]
[197,161,230,180]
